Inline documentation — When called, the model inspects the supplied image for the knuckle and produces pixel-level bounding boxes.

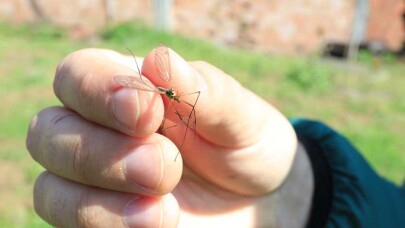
[26,113,40,159]
[33,172,50,211]
[189,60,210,69]
[34,172,76,227]
[54,48,96,102]
[26,107,63,164]
[27,106,95,184]
[54,52,76,99]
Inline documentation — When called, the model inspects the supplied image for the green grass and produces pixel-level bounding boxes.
[0,22,404,226]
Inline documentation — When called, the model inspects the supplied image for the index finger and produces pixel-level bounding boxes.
[53,48,164,137]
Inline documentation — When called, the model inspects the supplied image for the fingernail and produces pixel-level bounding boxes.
[124,197,161,228]
[112,88,140,131]
[125,144,163,193]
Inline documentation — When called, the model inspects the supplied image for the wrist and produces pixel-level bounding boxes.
[271,142,315,227]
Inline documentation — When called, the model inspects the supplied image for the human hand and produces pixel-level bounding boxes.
[27,46,299,227]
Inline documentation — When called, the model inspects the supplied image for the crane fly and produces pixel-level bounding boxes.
[114,44,200,161]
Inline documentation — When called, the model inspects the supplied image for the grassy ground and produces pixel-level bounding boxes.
[0,22,404,227]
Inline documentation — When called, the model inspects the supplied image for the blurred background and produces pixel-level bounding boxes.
[0,0,404,226]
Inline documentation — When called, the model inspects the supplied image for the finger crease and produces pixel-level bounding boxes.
[155,142,164,191]
[72,137,87,183]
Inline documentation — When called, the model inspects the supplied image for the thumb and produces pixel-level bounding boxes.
[141,45,297,195]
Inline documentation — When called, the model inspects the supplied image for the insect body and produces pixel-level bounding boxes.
[114,43,200,161]
[156,86,180,103]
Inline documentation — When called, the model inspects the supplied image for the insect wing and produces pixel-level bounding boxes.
[114,75,157,92]
[155,43,171,82]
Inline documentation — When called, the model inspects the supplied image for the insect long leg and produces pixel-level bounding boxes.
[116,44,201,161]
[126,48,149,86]
[175,90,201,161]
[160,99,176,136]
[159,90,200,161]
[181,91,201,130]
[160,98,196,135]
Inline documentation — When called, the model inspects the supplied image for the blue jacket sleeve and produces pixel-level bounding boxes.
[291,118,405,228]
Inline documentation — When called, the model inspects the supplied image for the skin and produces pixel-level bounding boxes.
[26,47,314,227]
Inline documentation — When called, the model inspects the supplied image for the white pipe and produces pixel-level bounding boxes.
[154,0,172,30]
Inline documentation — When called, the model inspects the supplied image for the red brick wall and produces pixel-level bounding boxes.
[174,0,354,54]
[1,0,404,54]
[0,0,36,22]
[366,0,405,50]
[0,0,153,34]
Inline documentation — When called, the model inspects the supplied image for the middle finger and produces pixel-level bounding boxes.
[27,106,182,195]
